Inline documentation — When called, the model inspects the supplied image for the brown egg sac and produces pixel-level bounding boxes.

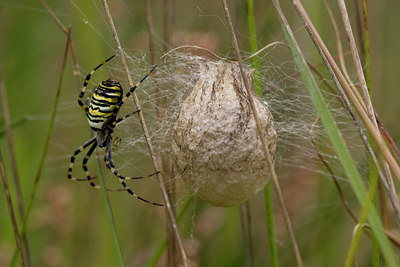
[171,59,277,207]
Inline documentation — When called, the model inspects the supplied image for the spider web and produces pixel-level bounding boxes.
[0,1,388,266]
[39,0,369,215]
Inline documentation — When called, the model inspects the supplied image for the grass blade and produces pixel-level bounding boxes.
[146,197,192,267]
[9,27,71,267]
[222,1,303,265]
[245,1,278,265]
[273,0,397,265]
[0,67,32,266]
[0,149,25,266]
[264,183,278,267]
[95,150,125,267]
[101,1,188,265]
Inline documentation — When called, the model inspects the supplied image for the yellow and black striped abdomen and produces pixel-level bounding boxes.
[87,79,123,131]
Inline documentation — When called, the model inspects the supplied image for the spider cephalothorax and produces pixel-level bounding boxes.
[67,55,162,206]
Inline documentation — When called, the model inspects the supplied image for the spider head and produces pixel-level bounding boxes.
[102,78,121,88]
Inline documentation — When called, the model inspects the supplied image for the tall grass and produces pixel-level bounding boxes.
[1,1,400,266]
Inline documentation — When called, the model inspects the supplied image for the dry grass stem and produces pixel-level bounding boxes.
[292,0,400,225]
[243,41,286,61]
[17,29,71,267]
[0,66,32,267]
[144,0,155,65]
[337,0,375,124]
[161,45,234,62]
[310,115,358,222]
[94,149,124,264]
[162,0,173,52]
[161,42,286,64]
[0,73,24,219]
[240,203,255,267]
[222,0,303,266]
[292,0,400,186]
[40,0,79,75]
[0,150,25,267]
[101,1,188,266]
[328,0,399,224]
[323,0,367,113]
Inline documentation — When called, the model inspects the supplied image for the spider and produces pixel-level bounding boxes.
[67,55,162,206]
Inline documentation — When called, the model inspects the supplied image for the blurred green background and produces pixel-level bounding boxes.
[1,1,400,266]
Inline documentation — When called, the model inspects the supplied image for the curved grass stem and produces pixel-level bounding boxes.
[101,1,188,266]
[222,1,303,266]
[278,0,397,265]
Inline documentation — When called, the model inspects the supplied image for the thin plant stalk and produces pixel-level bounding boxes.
[361,0,371,90]
[293,0,400,225]
[22,28,70,235]
[325,0,398,228]
[240,203,255,267]
[345,169,379,267]
[346,224,365,267]
[0,67,32,267]
[356,1,380,262]
[246,0,261,96]
[337,0,374,123]
[0,150,25,266]
[101,1,188,266]
[292,0,400,184]
[161,0,173,52]
[310,116,357,222]
[144,0,155,65]
[222,1,303,266]
[146,197,193,267]
[40,0,79,75]
[160,1,178,265]
[264,184,278,267]
[245,1,278,265]
[0,68,24,229]
[276,0,397,265]
[9,27,71,267]
[95,150,125,267]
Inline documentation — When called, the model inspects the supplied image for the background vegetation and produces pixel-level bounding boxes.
[1,0,400,266]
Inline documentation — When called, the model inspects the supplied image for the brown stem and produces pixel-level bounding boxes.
[144,0,156,65]
[292,0,400,197]
[101,1,188,266]
[222,1,303,266]
[0,64,32,267]
[40,0,79,75]
[0,149,25,267]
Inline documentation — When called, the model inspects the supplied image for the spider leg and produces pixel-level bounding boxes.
[110,109,141,129]
[68,136,124,192]
[68,136,96,181]
[113,65,157,114]
[104,136,159,180]
[104,137,163,206]
[81,142,125,192]
[82,141,100,189]
[78,55,116,111]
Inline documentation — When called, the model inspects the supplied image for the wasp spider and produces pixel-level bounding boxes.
[67,55,162,206]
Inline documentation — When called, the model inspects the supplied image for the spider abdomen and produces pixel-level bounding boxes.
[87,79,123,131]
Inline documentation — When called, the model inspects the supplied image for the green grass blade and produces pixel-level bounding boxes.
[94,152,125,267]
[345,166,378,266]
[272,1,397,265]
[246,1,278,265]
[264,183,278,267]
[146,197,193,267]
[361,2,379,265]
[10,31,71,267]
[246,0,261,96]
